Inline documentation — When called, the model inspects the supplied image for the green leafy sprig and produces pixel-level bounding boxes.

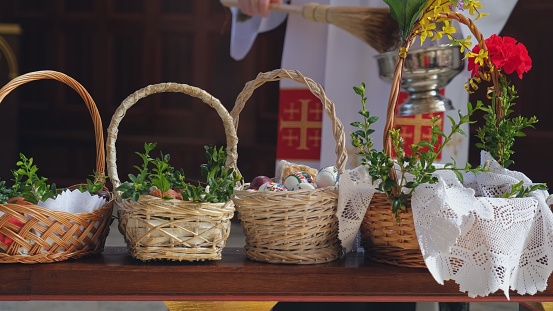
[350,83,486,218]
[116,143,174,201]
[77,171,106,192]
[0,154,107,204]
[181,146,242,203]
[11,153,56,204]
[117,143,241,203]
[475,75,538,169]
[500,180,547,199]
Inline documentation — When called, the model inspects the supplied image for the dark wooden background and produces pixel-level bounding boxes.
[0,0,551,189]
[0,0,284,187]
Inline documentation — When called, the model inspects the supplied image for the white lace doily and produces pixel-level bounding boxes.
[337,151,553,298]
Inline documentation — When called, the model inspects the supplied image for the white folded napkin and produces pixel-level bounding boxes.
[38,188,106,214]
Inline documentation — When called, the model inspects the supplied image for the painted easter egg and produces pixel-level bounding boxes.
[258,181,287,192]
[315,166,339,188]
[283,171,311,191]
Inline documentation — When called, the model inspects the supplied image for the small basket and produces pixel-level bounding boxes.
[361,12,496,268]
[230,69,347,264]
[0,70,114,264]
[106,83,238,262]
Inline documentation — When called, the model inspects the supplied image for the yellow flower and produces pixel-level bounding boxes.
[473,48,488,67]
[439,20,456,40]
[419,17,436,45]
[423,0,452,19]
[455,35,473,53]
[464,0,483,16]
[432,31,444,41]
[418,0,460,44]
[475,12,489,20]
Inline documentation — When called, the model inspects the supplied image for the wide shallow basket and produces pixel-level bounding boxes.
[230,69,347,264]
[107,83,238,262]
[361,12,496,269]
[0,70,114,264]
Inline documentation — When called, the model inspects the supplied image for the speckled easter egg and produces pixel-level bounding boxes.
[315,166,339,188]
[283,171,311,190]
[258,181,287,192]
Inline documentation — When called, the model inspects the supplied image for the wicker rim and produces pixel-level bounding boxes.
[230,69,347,174]
[106,83,239,193]
[0,70,105,177]
[383,12,499,156]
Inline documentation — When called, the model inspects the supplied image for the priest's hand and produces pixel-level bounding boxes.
[237,0,282,17]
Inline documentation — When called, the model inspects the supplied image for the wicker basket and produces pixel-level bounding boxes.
[106,83,238,261]
[0,70,114,264]
[229,69,347,265]
[361,12,497,268]
[361,193,424,267]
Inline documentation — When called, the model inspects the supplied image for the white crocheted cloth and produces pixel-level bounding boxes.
[337,151,553,298]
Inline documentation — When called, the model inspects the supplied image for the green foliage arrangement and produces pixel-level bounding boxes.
[116,142,242,204]
[350,83,485,217]
[0,153,107,204]
[472,76,547,197]
[474,76,538,169]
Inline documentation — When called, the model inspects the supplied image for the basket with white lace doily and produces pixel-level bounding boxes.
[339,4,553,298]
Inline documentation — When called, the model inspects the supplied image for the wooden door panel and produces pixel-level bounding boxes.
[0,0,283,186]
[469,0,553,186]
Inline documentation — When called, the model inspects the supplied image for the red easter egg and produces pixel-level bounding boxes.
[249,176,272,190]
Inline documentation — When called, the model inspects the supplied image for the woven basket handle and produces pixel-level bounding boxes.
[0,70,105,178]
[106,83,238,190]
[383,12,498,156]
[230,69,347,174]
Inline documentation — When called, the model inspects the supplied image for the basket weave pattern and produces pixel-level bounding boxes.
[0,71,114,264]
[361,193,423,267]
[230,69,346,264]
[107,83,238,261]
[361,12,493,268]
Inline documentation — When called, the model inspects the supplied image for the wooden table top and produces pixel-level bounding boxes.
[1,247,551,302]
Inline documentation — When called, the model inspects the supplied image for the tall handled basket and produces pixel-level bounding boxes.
[107,83,238,261]
[361,12,497,268]
[0,70,114,264]
[230,69,347,264]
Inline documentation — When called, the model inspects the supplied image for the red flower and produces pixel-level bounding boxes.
[485,34,503,57]
[468,34,532,79]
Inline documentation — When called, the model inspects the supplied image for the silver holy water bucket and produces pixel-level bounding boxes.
[376,45,465,116]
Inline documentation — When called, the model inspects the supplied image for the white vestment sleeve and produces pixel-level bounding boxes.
[230,7,288,61]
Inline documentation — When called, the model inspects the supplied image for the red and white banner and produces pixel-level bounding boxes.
[276,89,324,161]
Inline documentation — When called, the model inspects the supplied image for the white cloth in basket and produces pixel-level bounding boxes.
[337,151,553,298]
